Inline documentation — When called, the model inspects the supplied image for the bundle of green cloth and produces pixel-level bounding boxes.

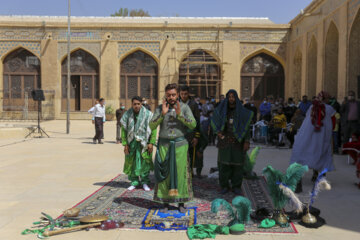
[187,224,229,239]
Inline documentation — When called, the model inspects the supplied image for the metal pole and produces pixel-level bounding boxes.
[66,0,71,134]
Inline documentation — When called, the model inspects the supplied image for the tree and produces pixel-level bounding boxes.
[111,8,150,17]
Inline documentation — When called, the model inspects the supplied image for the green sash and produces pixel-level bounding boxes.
[154,137,185,196]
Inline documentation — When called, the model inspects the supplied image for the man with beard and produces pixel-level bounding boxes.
[211,90,253,195]
[150,83,196,213]
[121,96,157,191]
[179,85,207,178]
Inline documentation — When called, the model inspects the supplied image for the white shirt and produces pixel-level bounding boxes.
[91,104,105,121]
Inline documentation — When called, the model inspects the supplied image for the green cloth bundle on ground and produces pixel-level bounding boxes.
[187,224,229,239]
[258,219,276,228]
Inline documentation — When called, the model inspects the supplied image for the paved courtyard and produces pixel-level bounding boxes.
[0,120,359,240]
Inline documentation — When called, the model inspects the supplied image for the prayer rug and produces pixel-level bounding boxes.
[141,207,197,231]
[58,174,298,234]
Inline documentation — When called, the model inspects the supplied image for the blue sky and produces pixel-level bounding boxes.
[0,0,313,24]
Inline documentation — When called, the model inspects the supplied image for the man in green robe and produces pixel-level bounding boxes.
[211,90,253,195]
[121,96,157,191]
[150,83,196,213]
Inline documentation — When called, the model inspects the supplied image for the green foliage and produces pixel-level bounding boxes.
[262,163,308,209]
[111,8,150,17]
[105,105,115,115]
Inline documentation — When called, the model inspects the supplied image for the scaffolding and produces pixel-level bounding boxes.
[178,28,225,100]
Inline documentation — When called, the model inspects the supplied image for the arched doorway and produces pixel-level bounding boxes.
[241,53,284,104]
[179,50,221,101]
[324,22,339,97]
[3,48,41,111]
[307,36,317,98]
[120,50,158,110]
[349,9,360,97]
[293,48,302,101]
[61,49,99,112]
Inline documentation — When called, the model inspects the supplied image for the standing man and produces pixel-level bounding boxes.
[120,96,157,191]
[244,98,257,123]
[299,95,312,116]
[211,90,253,195]
[259,97,272,121]
[179,85,207,178]
[92,98,106,144]
[116,103,126,144]
[142,97,151,111]
[150,83,196,213]
[290,91,336,190]
[341,91,360,141]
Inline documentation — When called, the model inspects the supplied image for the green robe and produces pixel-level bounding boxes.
[150,103,196,203]
[122,114,157,186]
[217,107,251,190]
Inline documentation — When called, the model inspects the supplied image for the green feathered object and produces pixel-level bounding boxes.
[244,147,260,178]
[211,197,252,227]
[232,196,252,224]
[262,163,308,210]
[211,199,235,220]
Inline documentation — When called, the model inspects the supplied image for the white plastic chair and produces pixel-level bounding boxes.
[342,147,360,165]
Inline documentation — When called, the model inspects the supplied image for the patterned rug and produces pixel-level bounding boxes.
[59,174,297,234]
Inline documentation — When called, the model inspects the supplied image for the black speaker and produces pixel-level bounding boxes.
[31,90,45,101]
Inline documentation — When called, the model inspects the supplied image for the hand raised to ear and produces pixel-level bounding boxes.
[162,99,169,116]
[174,100,181,116]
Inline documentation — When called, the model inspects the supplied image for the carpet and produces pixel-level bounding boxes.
[59,174,297,234]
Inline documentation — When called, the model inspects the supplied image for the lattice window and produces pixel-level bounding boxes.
[241,53,284,102]
[120,50,158,108]
[179,50,221,100]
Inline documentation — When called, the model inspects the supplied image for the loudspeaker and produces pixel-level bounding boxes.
[31,89,45,101]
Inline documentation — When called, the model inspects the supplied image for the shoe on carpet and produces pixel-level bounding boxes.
[143,184,150,191]
[178,203,187,213]
[233,188,243,195]
[220,188,229,195]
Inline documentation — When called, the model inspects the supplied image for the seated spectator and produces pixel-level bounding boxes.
[343,132,360,165]
[343,132,360,189]
[269,108,287,145]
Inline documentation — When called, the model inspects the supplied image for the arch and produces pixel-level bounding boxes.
[119,47,159,65]
[2,47,41,111]
[324,21,339,97]
[179,49,221,100]
[307,35,317,98]
[1,45,40,61]
[61,49,99,112]
[120,50,159,110]
[60,47,99,63]
[292,47,302,101]
[179,48,221,64]
[240,48,286,72]
[240,52,285,104]
[349,8,360,97]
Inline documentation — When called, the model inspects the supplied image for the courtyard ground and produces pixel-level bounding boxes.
[0,120,359,240]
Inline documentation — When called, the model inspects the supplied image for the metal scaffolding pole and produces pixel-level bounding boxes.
[66,0,71,134]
